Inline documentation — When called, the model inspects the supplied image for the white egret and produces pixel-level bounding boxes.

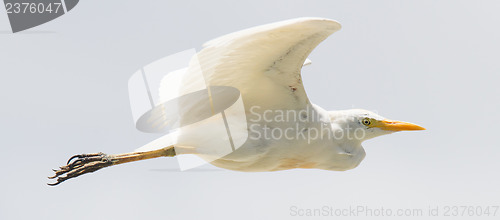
[49,17,424,186]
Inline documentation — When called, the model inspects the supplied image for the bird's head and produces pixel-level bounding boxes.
[329,109,425,142]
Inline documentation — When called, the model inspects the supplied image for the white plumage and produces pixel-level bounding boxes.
[137,17,424,171]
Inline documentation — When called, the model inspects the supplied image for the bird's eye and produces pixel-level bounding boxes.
[362,118,371,126]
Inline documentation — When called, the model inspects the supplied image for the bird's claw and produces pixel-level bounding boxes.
[48,153,113,186]
[66,152,105,165]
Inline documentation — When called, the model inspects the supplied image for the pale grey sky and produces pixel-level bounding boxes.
[1,0,499,219]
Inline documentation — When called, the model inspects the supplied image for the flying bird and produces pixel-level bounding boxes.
[49,17,424,186]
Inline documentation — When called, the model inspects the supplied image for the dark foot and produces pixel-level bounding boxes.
[48,152,113,186]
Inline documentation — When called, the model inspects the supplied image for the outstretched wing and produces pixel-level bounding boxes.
[156,18,340,113]
[185,17,341,111]
[191,18,341,109]
[137,18,340,155]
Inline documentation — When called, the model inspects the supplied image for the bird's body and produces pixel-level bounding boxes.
[49,17,424,185]
[156,18,365,172]
[205,104,367,172]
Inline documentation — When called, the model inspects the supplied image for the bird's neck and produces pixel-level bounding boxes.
[328,111,365,146]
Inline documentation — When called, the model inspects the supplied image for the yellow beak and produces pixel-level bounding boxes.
[375,120,426,132]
